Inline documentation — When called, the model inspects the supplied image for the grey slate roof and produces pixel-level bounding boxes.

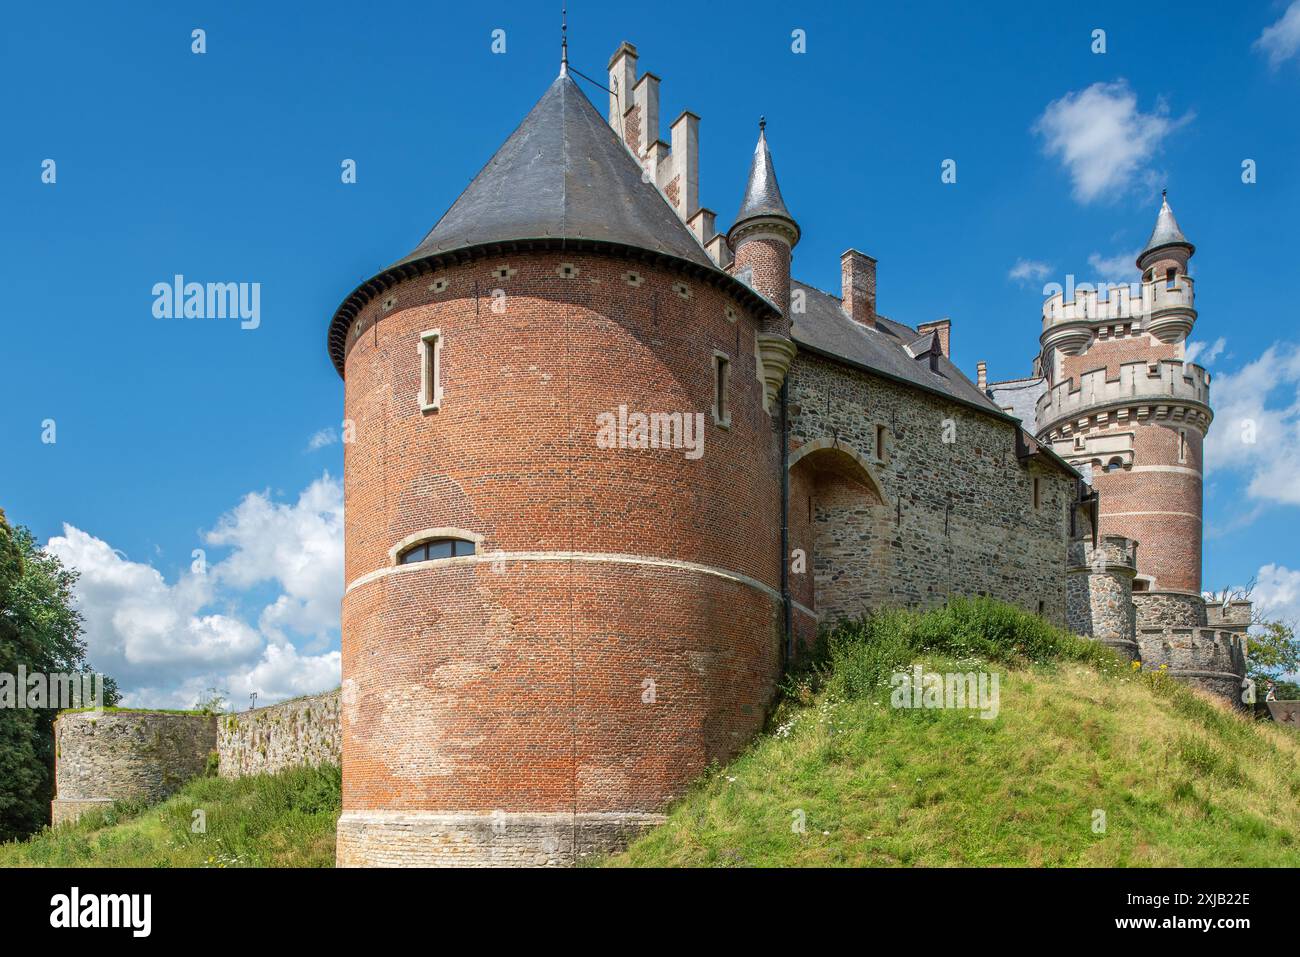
[326,72,775,375]
[730,123,797,236]
[790,280,1004,414]
[986,376,1047,431]
[1137,191,1194,264]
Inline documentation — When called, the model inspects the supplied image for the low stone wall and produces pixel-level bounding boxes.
[1136,627,1248,705]
[1133,590,1207,629]
[51,711,218,825]
[217,689,341,778]
[335,811,665,867]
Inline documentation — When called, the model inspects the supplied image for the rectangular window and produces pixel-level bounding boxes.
[420,329,443,412]
[712,351,731,427]
[1178,429,1187,464]
[1033,476,1042,510]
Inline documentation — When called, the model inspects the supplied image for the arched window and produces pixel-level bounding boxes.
[1104,457,1124,473]
[398,537,476,564]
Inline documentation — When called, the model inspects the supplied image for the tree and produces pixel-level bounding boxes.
[0,508,120,841]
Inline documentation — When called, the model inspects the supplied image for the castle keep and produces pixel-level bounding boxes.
[319,43,1246,866]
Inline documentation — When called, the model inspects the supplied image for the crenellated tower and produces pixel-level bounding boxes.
[1033,192,1211,596]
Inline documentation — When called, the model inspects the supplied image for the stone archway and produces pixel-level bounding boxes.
[788,439,889,631]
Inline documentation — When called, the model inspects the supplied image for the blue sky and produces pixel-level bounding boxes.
[2,1,1298,705]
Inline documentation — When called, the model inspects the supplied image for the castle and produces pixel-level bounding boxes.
[315,44,1246,866]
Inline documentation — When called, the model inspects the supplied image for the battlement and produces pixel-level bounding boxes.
[1036,359,1211,435]
[1042,276,1195,327]
[1136,627,1248,704]
[1068,534,1138,572]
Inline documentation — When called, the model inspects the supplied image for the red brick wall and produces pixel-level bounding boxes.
[732,235,791,334]
[1093,423,1203,592]
[339,251,782,819]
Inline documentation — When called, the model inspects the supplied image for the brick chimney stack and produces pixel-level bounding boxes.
[840,249,876,326]
[976,360,987,392]
[917,318,951,358]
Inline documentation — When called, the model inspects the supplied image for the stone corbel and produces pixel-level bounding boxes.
[755,334,797,414]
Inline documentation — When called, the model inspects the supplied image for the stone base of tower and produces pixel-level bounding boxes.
[335,810,666,867]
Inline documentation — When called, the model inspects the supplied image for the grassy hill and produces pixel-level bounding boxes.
[3,599,1297,868]
[0,764,339,867]
[607,600,1300,867]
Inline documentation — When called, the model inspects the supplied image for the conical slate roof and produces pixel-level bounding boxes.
[1137,190,1194,265]
[730,121,797,240]
[399,73,715,269]
[326,73,763,376]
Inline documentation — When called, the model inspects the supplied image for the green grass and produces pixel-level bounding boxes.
[0,764,340,868]
[606,598,1300,867]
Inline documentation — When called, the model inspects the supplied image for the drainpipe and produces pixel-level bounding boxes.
[780,380,793,664]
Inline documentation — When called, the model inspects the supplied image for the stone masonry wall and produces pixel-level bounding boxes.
[1134,590,1207,629]
[52,711,218,825]
[217,689,341,778]
[787,351,1075,626]
[1067,536,1138,660]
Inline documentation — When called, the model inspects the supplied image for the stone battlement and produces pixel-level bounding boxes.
[1037,359,1211,435]
[1136,627,1248,704]
[1042,276,1194,327]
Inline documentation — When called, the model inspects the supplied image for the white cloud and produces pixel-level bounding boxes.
[1255,2,1300,68]
[1185,336,1227,367]
[1009,259,1052,284]
[1253,563,1300,626]
[1034,81,1191,204]
[205,475,344,642]
[307,427,339,451]
[1203,342,1300,505]
[1086,250,1139,282]
[44,474,344,707]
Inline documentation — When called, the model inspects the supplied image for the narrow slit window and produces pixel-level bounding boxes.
[1166,268,1177,289]
[420,329,443,412]
[712,351,731,427]
[876,424,888,462]
[1178,429,1187,464]
[1032,476,1042,509]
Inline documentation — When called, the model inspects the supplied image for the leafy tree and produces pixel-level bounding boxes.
[194,687,230,713]
[0,508,120,841]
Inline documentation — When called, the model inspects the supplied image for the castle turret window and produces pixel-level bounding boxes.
[712,351,731,427]
[420,329,443,412]
[398,538,477,564]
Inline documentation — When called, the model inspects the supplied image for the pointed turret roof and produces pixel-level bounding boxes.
[729,119,799,245]
[327,73,767,376]
[1136,190,1194,266]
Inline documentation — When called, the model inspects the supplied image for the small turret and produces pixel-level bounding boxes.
[728,118,800,326]
[728,119,800,412]
[1136,190,1195,283]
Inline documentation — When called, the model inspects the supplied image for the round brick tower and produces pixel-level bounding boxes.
[326,70,785,866]
[1035,193,1211,598]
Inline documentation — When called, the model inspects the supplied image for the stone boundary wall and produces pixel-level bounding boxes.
[1133,590,1207,629]
[52,711,217,825]
[217,689,341,778]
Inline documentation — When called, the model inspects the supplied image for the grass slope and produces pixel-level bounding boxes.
[0,764,340,867]
[609,600,1300,867]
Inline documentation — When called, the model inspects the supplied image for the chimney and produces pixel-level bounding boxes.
[976,361,987,391]
[670,111,700,220]
[632,72,660,159]
[607,42,638,133]
[840,249,876,326]
[917,318,951,358]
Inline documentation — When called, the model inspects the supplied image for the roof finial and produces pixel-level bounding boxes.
[560,3,568,76]
[759,115,766,132]
[1162,187,1168,200]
